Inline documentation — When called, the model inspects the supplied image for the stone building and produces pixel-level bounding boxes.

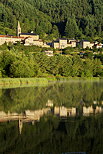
[52,41,60,49]
[20,33,39,41]
[52,38,68,49]
[80,40,94,49]
[67,39,77,48]
[52,38,77,49]
[24,37,43,46]
[43,50,54,56]
[0,35,24,45]
[94,43,103,49]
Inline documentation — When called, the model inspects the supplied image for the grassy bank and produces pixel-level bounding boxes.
[0,78,49,88]
[0,77,102,89]
[55,76,101,81]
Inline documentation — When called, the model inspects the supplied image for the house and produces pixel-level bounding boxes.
[20,33,39,41]
[80,40,94,49]
[52,40,60,49]
[68,39,77,47]
[67,39,77,48]
[0,35,24,45]
[43,50,53,56]
[94,43,103,49]
[52,38,77,49]
[52,38,68,49]
[59,38,68,49]
[24,37,44,46]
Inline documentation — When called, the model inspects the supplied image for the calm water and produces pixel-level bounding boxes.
[0,80,103,154]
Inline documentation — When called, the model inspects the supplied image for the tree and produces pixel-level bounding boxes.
[82,59,94,77]
[93,59,102,77]
[65,17,79,38]
[72,55,82,77]
[10,56,38,78]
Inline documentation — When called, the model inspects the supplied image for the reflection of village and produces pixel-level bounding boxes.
[0,100,103,134]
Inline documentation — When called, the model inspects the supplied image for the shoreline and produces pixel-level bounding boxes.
[0,77,102,89]
[0,78,49,89]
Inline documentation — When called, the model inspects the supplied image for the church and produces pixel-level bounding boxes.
[17,21,39,40]
[0,21,50,48]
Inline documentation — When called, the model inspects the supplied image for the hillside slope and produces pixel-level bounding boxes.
[0,0,103,40]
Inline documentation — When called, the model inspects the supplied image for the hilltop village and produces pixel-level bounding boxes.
[0,21,103,51]
[0,22,103,78]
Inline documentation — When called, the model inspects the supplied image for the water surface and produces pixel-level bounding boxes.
[0,80,103,154]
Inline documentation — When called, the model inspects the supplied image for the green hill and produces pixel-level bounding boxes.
[0,0,103,41]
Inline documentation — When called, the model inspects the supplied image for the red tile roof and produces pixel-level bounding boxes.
[0,35,24,39]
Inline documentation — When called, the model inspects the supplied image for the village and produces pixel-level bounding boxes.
[0,21,103,57]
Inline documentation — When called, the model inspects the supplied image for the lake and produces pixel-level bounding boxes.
[0,80,103,154]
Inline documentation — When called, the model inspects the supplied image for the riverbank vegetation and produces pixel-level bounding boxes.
[0,78,49,88]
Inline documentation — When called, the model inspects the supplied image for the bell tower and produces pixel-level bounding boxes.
[17,21,21,36]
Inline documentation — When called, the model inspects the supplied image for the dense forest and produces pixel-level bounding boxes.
[0,0,103,41]
[0,48,102,78]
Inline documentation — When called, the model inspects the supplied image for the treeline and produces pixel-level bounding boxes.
[0,0,103,41]
[0,49,102,78]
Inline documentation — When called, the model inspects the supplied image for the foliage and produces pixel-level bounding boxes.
[0,48,102,78]
[0,0,103,40]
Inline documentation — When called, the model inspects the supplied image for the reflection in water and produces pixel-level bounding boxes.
[0,80,103,153]
[0,113,103,154]
[0,102,103,135]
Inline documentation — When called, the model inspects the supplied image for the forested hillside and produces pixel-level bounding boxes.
[0,0,103,40]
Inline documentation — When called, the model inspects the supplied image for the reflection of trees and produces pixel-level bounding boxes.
[47,81,103,107]
[0,81,103,112]
[0,87,49,112]
[0,122,18,152]
[0,114,103,154]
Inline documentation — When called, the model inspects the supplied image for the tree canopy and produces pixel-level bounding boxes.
[0,0,103,40]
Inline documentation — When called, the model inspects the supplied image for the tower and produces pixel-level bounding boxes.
[17,21,21,36]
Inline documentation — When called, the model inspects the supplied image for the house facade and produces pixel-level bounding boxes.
[20,33,39,40]
[43,50,53,56]
[0,35,24,45]
[80,40,94,49]
[52,38,77,49]
[94,43,103,49]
